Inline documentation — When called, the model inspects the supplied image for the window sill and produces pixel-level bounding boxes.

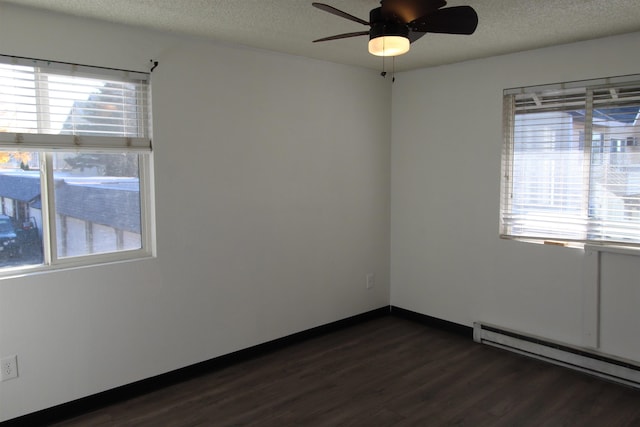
[501,235,640,256]
[0,252,155,280]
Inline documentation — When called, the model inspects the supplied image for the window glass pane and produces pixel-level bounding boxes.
[589,106,640,243]
[511,110,587,240]
[53,152,142,258]
[0,151,44,269]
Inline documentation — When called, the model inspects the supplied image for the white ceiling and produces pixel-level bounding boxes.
[3,0,640,72]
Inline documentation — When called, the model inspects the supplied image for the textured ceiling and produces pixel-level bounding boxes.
[3,0,640,71]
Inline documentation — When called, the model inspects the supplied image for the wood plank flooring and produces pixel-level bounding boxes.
[51,316,640,426]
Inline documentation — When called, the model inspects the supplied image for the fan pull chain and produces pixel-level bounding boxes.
[378,36,395,82]
[380,57,396,83]
[380,37,387,79]
[392,56,395,83]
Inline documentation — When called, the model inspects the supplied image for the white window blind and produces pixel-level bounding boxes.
[500,74,640,247]
[0,55,151,151]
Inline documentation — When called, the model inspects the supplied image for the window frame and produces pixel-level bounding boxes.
[500,73,640,249]
[0,56,154,277]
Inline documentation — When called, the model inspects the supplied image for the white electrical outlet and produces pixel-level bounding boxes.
[366,273,375,289]
[1,355,18,381]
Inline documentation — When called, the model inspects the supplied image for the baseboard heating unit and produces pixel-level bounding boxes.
[473,322,640,389]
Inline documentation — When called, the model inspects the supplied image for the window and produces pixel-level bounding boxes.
[0,55,153,273]
[500,74,640,247]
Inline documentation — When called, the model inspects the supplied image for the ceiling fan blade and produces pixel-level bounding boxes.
[312,3,369,26]
[380,0,447,24]
[313,31,370,43]
[411,6,478,35]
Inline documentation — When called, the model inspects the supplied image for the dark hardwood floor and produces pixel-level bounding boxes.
[51,316,640,426]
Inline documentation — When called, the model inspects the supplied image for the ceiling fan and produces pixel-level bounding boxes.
[312,0,478,57]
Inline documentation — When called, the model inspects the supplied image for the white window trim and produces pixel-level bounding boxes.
[0,151,155,279]
[0,55,155,277]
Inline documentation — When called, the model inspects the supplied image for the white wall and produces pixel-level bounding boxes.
[391,32,640,361]
[0,4,391,421]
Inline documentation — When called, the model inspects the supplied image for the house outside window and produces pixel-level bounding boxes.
[500,74,640,247]
[0,56,153,273]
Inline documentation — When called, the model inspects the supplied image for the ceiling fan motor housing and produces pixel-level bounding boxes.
[369,7,409,40]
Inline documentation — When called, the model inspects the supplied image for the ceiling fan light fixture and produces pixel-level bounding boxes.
[368,16,410,57]
[368,35,410,57]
